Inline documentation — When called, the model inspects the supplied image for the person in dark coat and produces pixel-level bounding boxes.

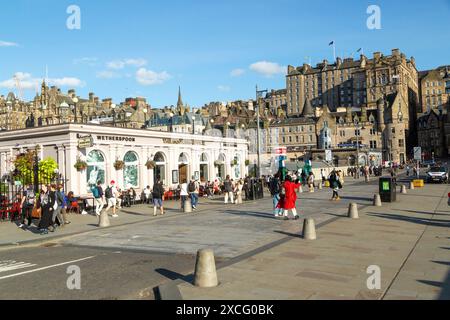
[38,185,57,235]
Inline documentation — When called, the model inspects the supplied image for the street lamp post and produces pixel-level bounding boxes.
[169,112,174,132]
[111,103,117,127]
[72,97,79,123]
[256,86,268,179]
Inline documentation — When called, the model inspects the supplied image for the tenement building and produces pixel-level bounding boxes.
[419,66,450,114]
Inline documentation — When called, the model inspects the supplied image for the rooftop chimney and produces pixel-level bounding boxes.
[392,48,400,56]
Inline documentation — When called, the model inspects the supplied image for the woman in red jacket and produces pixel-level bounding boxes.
[277,175,301,220]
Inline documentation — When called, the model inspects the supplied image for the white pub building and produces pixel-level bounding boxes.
[0,124,248,195]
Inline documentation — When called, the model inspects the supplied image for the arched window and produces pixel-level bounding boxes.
[123,151,139,188]
[86,150,106,191]
[153,152,167,184]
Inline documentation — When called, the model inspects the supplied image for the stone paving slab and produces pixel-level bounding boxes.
[178,183,450,300]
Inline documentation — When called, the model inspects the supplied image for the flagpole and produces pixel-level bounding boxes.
[333,43,336,63]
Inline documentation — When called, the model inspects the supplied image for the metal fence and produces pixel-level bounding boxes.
[0,171,67,222]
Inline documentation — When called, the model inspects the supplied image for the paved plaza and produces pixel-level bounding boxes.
[0,176,449,300]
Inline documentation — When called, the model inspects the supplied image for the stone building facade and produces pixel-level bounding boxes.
[419,66,450,114]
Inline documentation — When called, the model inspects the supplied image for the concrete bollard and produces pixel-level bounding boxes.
[373,194,382,207]
[348,203,359,219]
[193,249,219,288]
[401,185,407,194]
[98,211,110,227]
[302,218,317,240]
[409,181,415,190]
[184,197,192,213]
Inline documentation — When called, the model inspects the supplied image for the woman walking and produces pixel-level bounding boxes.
[329,171,342,201]
[38,185,57,235]
[179,179,189,212]
[278,175,301,220]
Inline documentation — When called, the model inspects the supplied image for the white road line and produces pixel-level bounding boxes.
[0,256,95,281]
[0,262,37,273]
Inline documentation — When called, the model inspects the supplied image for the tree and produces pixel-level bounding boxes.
[12,151,59,185]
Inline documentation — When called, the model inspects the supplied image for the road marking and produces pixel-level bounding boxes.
[0,256,95,281]
[0,261,37,273]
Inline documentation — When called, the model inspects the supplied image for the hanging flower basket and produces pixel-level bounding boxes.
[113,160,125,170]
[146,160,156,170]
[231,159,238,167]
[74,159,88,172]
[245,159,250,166]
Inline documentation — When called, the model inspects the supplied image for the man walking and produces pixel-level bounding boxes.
[188,176,200,210]
[307,172,315,193]
[18,184,36,230]
[57,185,70,225]
[92,181,104,216]
[269,173,282,217]
[223,175,234,204]
[152,177,165,216]
[104,180,119,218]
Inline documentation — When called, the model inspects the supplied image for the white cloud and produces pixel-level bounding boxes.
[136,68,171,85]
[50,77,85,87]
[249,61,286,77]
[230,68,245,77]
[0,72,84,90]
[96,71,120,79]
[74,57,98,66]
[0,41,19,47]
[218,85,231,92]
[107,58,148,70]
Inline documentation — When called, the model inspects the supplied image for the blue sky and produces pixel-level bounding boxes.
[1,0,449,108]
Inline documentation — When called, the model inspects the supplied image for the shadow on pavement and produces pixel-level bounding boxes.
[400,210,449,216]
[417,269,450,299]
[224,210,278,220]
[431,260,450,267]
[274,230,301,238]
[366,212,450,228]
[155,268,193,284]
[340,196,373,202]
[440,247,450,250]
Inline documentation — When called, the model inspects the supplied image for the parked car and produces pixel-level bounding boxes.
[426,167,448,183]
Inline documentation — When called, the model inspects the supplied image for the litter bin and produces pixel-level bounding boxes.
[379,177,396,202]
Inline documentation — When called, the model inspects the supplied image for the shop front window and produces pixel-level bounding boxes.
[87,150,106,191]
[123,151,139,188]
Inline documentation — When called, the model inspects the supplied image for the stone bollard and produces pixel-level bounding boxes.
[348,203,359,219]
[409,181,415,190]
[184,197,192,213]
[98,211,110,227]
[401,185,407,194]
[302,218,317,240]
[194,249,219,288]
[373,194,382,207]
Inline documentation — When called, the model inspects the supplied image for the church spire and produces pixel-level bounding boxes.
[177,86,183,109]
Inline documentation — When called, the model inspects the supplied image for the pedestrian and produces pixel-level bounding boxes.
[307,172,315,193]
[152,177,165,216]
[104,180,119,218]
[329,171,342,201]
[91,181,104,216]
[188,176,200,210]
[143,185,151,204]
[180,179,189,212]
[269,173,282,217]
[278,175,301,220]
[406,165,410,177]
[51,184,64,230]
[235,179,244,204]
[57,184,70,225]
[300,171,307,186]
[18,184,36,230]
[223,175,234,204]
[321,169,326,185]
[37,184,56,235]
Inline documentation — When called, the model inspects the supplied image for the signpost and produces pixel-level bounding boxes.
[78,135,94,149]
[325,149,332,163]
[413,147,422,161]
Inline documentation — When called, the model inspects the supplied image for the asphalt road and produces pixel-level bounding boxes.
[0,244,197,300]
